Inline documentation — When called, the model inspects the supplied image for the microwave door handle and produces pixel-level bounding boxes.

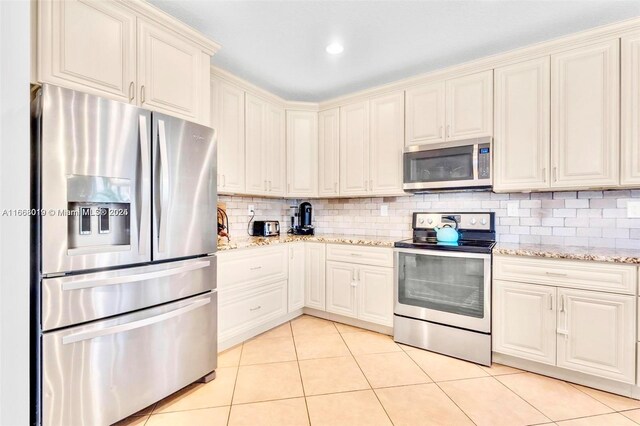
[472,144,479,180]
[138,115,150,256]
[62,297,211,345]
[157,120,170,253]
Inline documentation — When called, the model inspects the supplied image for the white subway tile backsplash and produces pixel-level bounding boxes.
[220,189,640,249]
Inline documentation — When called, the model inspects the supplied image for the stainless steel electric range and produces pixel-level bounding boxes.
[393,212,496,366]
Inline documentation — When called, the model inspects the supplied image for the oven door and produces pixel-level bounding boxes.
[394,248,491,333]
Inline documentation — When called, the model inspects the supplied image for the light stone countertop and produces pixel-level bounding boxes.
[217,234,398,251]
[494,243,640,265]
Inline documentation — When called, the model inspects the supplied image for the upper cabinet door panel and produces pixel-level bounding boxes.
[212,78,245,193]
[405,82,445,146]
[137,18,203,122]
[318,108,340,197]
[265,104,286,196]
[622,34,640,186]
[245,94,267,195]
[551,40,620,189]
[445,70,493,140]
[370,92,404,195]
[340,101,370,196]
[494,57,551,192]
[287,110,318,197]
[39,0,136,102]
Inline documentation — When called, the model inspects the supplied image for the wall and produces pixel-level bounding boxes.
[0,0,31,424]
[222,190,640,249]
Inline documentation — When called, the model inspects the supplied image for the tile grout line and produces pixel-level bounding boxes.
[334,321,396,426]
[227,341,245,425]
[567,381,629,413]
[482,374,553,424]
[289,321,313,426]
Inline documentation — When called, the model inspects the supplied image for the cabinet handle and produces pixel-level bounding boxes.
[542,168,546,181]
[553,167,557,182]
[264,180,268,191]
[222,175,226,187]
[334,182,338,193]
[350,281,358,287]
[446,125,450,138]
[548,294,554,310]
[557,328,569,336]
[250,266,262,271]
[439,126,443,138]
[350,253,363,257]
[250,305,262,312]
[288,183,291,193]
[140,85,145,104]
[129,81,135,102]
[545,272,567,277]
[559,295,565,312]
[269,180,272,191]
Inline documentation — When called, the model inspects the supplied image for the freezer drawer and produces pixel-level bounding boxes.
[42,255,216,330]
[42,292,217,426]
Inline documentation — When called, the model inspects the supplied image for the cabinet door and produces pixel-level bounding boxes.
[622,34,640,186]
[325,261,357,318]
[357,265,393,326]
[445,70,493,140]
[245,94,267,195]
[38,0,136,103]
[551,40,620,188]
[493,280,556,365]
[288,243,305,312]
[287,110,318,197]
[494,58,551,192]
[265,103,286,196]
[405,82,445,146]
[340,101,370,196]
[304,243,326,310]
[211,77,245,194]
[318,108,340,197]
[370,92,404,195]
[137,18,206,123]
[557,288,635,383]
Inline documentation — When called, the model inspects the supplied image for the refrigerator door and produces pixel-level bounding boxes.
[41,255,216,331]
[42,292,217,426]
[40,85,152,275]
[152,113,217,260]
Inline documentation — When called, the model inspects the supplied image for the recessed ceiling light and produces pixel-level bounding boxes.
[326,42,344,55]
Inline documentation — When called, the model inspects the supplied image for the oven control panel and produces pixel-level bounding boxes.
[413,212,494,231]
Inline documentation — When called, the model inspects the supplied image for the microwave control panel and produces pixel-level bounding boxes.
[478,143,491,179]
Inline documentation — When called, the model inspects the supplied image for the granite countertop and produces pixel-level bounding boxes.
[217,234,397,251]
[494,243,640,265]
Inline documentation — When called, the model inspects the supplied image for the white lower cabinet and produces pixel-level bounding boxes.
[288,243,305,312]
[557,288,635,383]
[325,253,394,327]
[493,280,557,365]
[493,255,637,385]
[305,243,326,310]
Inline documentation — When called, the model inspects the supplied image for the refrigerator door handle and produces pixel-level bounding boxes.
[62,296,211,345]
[139,114,150,255]
[158,119,170,253]
[60,260,211,291]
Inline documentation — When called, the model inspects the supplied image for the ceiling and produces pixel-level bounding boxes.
[150,0,640,102]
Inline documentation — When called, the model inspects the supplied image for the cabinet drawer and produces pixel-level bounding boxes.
[219,280,287,342]
[326,244,393,267]
[218,246,288,289]
[493,255,637,295]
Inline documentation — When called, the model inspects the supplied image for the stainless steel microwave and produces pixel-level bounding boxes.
[403,137,492,192]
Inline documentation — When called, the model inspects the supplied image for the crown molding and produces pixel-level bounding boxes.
[121,0,221,55]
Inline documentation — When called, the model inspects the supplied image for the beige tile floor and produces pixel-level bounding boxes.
[115,315,640,426]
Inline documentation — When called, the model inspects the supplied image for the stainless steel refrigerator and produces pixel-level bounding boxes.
[32,85,218,426]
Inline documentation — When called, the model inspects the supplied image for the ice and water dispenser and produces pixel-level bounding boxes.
[66,175,132,254]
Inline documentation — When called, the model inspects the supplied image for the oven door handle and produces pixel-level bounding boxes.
[472,144,479,180]
[394,247,491,260]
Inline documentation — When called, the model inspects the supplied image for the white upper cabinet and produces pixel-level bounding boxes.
[287,111,318,197]
[494,57,551,192]
[556,288,635,383]
[38,0,137,103]
[551,40,620,189]
[622,34,640,186]
[318,108,340,197]
[493,280,557,365]
[265,104,286,196]
[137,18,207,123]
[340,101,370,196]
[211,77,245,194]
[405,82,445,146]
[445,70,493,140]
[369,92,405,195]
[245,94,267,195]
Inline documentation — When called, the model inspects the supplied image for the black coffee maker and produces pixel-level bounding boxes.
[290,202,314,235]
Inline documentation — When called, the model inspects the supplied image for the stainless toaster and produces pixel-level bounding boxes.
[252,220,280,237]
